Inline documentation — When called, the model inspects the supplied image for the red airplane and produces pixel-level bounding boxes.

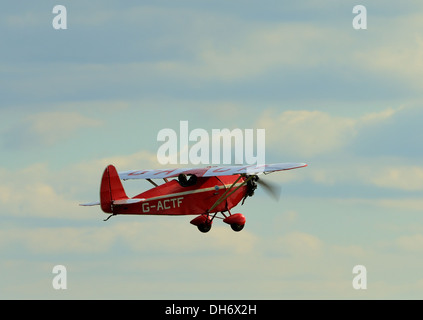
[80,163,307,232]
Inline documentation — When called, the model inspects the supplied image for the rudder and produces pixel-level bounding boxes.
[100,165,128,213]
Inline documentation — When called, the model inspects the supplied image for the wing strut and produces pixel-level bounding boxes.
[147,179,158,187]
[207,175,255,213]
[208,175,241,212]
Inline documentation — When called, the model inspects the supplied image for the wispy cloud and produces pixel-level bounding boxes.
[257,109,356,158]
[2,111,102,149]
[257,105,416,159]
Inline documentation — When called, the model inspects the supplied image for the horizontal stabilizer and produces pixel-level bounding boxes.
[79,201,100,206]
[113,198,145,205]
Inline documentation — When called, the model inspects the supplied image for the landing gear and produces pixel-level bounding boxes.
[197,223,212,233]
[223,213,246,232]
[190,212,246,232]
[190,215,213,233]
[230,223,244,232]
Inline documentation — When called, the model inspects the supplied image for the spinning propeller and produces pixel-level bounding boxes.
[244,174,281,202]
[256,176,281,201]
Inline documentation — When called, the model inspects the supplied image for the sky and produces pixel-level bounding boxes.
[1,0,423,299]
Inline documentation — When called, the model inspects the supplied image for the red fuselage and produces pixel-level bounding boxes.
[112,175,248,216]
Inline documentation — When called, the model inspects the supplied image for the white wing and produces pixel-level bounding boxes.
[118,163,307,180]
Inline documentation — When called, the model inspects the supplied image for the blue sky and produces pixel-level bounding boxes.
[1,1,423,299]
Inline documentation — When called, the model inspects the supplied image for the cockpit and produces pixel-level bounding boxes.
[178,174,197,187]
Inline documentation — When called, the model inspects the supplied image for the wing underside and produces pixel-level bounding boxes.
[118,163,307,180]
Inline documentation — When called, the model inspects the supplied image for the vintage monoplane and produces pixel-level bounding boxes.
[80,163,307,232]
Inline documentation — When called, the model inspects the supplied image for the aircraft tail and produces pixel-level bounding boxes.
[100,164,128,213]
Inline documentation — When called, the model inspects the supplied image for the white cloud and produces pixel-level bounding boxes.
[3,111,102,149]
[258,106,408,158]
[369,166,423,191]
[0,150,162,219]
[327,197,423,214]
[27,111,102,145]
[304,161,423,192]
[198,24,332,80]
[0,163,82,219]
[395,234,423,253]
[359,107,400,123]
[255,105,422,192]
[3,218,423,299]
[257,109,356,158]
[271,231,323,257]
[354,13,423,88]
[0,226,116,254]
[375,198,423,212]
[154,23,343,82]
[75,149,161,173]
[3,12,44,28]
[328,160,423,192]
[142,11,423,87]
[73,149,164,199]
[0,220,258,255]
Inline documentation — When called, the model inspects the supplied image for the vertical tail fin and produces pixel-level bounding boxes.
[100,165,128,213]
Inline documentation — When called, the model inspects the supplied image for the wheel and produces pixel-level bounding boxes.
[230,223,244,232]
[197,223,211,233]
